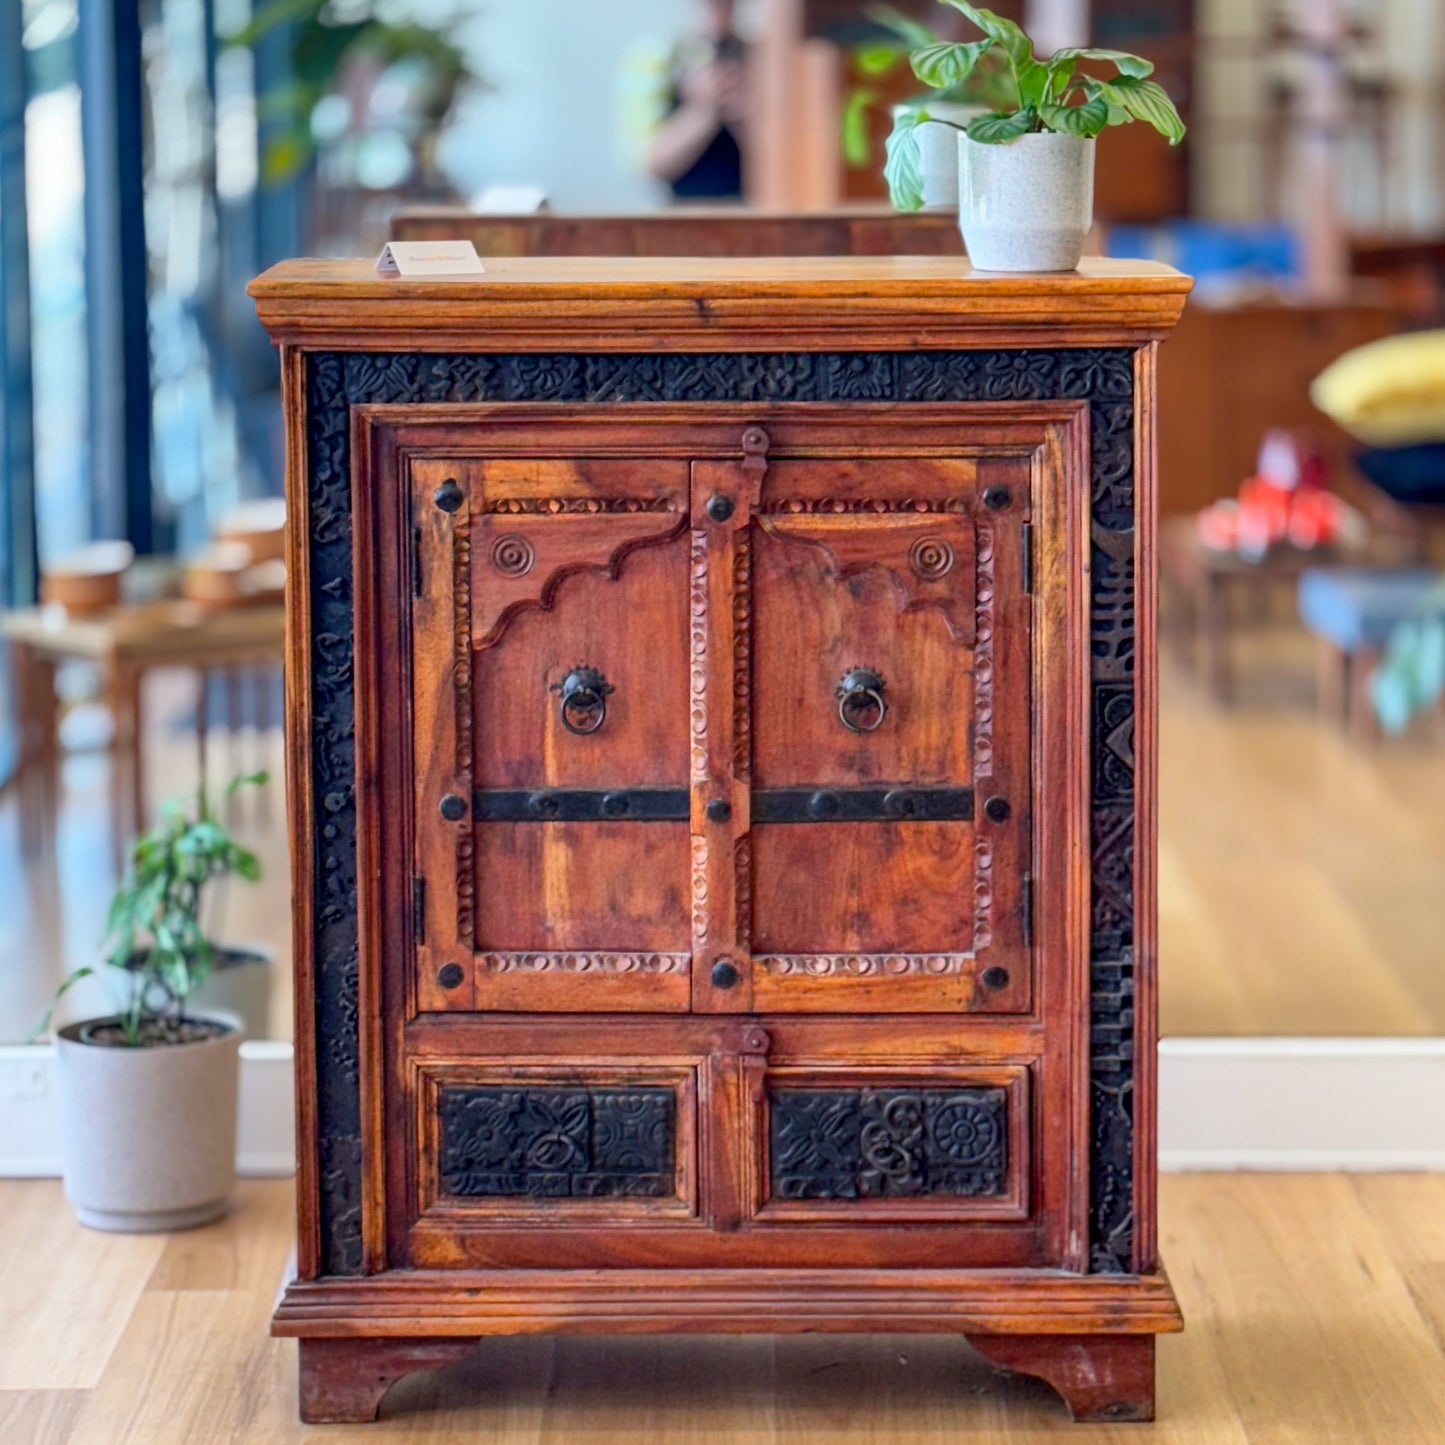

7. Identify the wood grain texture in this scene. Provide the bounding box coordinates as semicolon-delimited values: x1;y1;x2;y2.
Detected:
11;1175;1445;1440
247;256;1191;351
256;262;1187;1420
389;205;965;259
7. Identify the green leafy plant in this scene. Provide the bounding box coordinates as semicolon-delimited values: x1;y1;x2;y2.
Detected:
228;0;475;184
34;774;268;1046
884;0;1186;210
842;5;1014;167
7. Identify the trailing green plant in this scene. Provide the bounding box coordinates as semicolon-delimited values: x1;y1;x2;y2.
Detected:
884;0;1186;211
842;5;1014;168
34;774;268;1046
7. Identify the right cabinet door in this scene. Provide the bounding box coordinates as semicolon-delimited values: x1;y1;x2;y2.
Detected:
744;454;1033;1015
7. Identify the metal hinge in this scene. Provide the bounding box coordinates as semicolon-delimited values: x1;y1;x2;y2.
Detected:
413;875;426;945
411;526;423;598
1021;871;1033;949
1021;521;1034;594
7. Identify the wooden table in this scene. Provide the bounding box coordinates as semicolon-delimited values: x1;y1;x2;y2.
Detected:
2;599;285;865
1158;515;1374;704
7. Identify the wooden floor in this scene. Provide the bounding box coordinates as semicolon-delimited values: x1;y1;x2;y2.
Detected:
3;629;1445;1041
1159;625;1445;1036
1;1173;1443;1441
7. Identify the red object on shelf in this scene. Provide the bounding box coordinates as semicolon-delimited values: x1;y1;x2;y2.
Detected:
1196;428;1345;558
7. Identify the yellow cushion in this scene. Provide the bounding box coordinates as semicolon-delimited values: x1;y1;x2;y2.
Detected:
1311;329;1445;446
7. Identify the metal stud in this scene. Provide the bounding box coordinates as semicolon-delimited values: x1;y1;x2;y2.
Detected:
983;484;1012;512
433;478;464;513
706;798;732;823
437;963;465;990
711;959;739;989
439;793;467;822
982;966;1010;990
984;795;1011;823
706;494;734;523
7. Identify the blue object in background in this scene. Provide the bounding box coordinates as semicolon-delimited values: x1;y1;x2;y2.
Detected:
1354;443;1445;506
1106;221;1301;294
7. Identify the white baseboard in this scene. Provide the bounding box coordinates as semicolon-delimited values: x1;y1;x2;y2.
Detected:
1157;1036;1445;1171
3;1037;1443;1178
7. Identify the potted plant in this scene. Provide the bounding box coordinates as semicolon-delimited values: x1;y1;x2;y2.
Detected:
36;773;268;1232
884;1;1186;272
844;6;1014;211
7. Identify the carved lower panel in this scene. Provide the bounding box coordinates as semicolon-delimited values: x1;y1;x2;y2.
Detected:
438;1086;675;1198
759;954;971;977
476;952;689;975
307;346;1138;1276
769;1087;1007;1200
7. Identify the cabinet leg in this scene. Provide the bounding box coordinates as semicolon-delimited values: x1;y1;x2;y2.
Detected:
296;1336;478;1423
967;1333;1156;1423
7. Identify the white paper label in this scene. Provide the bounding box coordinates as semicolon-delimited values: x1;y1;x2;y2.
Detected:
375;240;486;277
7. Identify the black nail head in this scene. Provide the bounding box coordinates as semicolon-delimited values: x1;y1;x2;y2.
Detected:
706;494;735;523
983;485;1011;511
711;960;739;989
438;963;465;990
982;966;1010;990
434;478;464;513
984;796;1011;823
706;798;732;822
439;793;467;822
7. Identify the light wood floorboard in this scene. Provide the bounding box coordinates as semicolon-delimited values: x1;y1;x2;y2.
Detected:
0;1174;1440;1442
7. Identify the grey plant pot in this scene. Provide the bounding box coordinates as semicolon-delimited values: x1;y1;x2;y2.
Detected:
55;1009;242;1232
957;131;1095;273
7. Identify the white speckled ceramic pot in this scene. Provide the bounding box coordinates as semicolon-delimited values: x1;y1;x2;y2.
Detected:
957;131;1095;272
55;1010;242;1232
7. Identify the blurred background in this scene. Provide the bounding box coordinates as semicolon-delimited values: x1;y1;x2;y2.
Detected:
3;0;1445;1048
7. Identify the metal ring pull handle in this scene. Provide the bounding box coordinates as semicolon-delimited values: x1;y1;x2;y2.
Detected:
836;666;887;734
552;665;614;736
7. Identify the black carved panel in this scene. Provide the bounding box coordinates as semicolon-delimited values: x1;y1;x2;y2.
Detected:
438;1087;675;1198
770;1087;1008;1200
303;345;1138;1275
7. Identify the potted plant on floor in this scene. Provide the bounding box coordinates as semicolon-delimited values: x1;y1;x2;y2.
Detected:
883;1;1186;272
36;773;268;1232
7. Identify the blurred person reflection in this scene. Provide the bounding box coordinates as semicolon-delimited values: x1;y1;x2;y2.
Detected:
646;0;749;200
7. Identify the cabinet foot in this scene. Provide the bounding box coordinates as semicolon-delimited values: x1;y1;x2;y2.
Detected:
967;1333;1156;1423
296;1336;479;1423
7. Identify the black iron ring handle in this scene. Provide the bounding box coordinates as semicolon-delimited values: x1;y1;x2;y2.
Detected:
553;665;614;736
836;666;887;734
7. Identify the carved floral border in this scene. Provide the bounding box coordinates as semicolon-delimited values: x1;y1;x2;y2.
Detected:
304;347;1137;1276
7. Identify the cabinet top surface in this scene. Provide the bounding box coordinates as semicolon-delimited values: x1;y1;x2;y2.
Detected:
249;255;1190;350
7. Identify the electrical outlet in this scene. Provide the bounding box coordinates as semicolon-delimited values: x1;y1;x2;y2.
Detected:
0;1059;49;1102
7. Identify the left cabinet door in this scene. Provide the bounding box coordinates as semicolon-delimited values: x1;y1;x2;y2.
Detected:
410;455;695;1013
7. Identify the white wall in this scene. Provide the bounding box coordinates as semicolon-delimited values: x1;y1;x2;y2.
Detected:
435;0;690;211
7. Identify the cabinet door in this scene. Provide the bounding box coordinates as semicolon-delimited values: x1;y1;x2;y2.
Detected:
693;451;1033;1016
411;456;695;1014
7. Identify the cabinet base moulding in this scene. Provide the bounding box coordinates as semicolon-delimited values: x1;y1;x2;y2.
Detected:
273;1268;1183;1337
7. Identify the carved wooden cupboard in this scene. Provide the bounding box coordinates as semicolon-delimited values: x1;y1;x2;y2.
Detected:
249;256;1190;1424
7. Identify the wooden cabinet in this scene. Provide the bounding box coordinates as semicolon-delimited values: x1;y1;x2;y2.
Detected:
250;256;1190;1425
